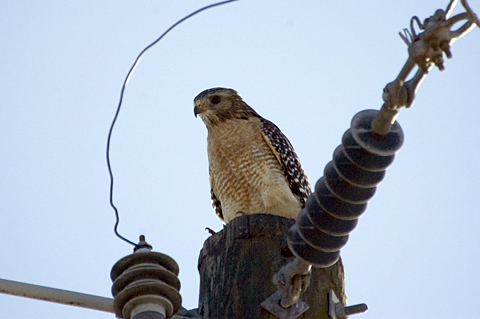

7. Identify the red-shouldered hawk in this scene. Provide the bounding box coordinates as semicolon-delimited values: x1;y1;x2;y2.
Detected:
194;88;311;224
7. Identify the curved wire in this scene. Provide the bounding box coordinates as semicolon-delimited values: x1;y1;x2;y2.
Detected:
106;0;240;247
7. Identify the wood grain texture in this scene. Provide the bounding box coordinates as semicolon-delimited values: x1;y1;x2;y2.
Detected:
198;214;346;319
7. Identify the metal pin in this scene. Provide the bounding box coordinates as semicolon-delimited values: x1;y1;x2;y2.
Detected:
328;290;368;319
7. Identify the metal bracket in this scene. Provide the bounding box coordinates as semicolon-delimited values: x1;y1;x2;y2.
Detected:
372;0;479;135
261;258;311;319
261;290;309;319
328;290;368;319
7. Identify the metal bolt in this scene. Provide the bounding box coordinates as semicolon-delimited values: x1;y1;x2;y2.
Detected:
328;290;368;319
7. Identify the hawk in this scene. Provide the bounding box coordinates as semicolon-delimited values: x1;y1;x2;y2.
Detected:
194;88;311;224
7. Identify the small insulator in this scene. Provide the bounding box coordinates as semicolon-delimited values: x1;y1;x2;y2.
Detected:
288;110;404;267
111;236;182;319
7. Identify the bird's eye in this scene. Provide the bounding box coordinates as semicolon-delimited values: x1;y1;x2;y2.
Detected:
210;95;221;104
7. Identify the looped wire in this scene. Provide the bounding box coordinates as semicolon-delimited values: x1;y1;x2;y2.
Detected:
106;0;240;247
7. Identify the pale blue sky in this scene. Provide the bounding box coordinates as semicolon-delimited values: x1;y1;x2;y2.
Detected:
1;1;479;318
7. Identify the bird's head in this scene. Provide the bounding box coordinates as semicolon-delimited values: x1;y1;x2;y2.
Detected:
194;87;259;128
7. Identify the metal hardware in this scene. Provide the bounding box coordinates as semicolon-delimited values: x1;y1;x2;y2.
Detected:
373;0;479;135
261;290;309;319
328;290;367;319
0;278;114;313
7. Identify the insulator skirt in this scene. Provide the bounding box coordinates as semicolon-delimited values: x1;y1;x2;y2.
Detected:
288;109;404;267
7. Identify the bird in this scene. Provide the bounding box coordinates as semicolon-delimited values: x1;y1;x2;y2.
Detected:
194;88;311;224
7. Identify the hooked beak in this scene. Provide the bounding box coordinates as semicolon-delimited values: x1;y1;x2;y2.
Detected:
194;103;204;118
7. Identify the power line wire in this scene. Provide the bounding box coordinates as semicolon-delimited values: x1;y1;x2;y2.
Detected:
106;0;240;247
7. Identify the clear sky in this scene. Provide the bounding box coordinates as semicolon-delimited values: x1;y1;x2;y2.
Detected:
1;1;479;319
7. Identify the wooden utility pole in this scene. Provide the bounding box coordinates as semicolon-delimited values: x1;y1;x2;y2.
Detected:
198;214;346;319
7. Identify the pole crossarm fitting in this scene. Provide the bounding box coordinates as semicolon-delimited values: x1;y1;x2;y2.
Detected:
261;258;312;319
273;258;312;309
328;290;367;319
0;277;114;313
372;0;479;136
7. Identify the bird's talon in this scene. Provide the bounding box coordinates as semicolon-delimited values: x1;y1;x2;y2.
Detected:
205;227;216;235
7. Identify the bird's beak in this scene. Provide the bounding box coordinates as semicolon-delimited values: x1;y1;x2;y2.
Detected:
194;103;204;118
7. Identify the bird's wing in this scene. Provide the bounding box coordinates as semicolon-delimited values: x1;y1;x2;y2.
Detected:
259;118;312;206
209;168;224;222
